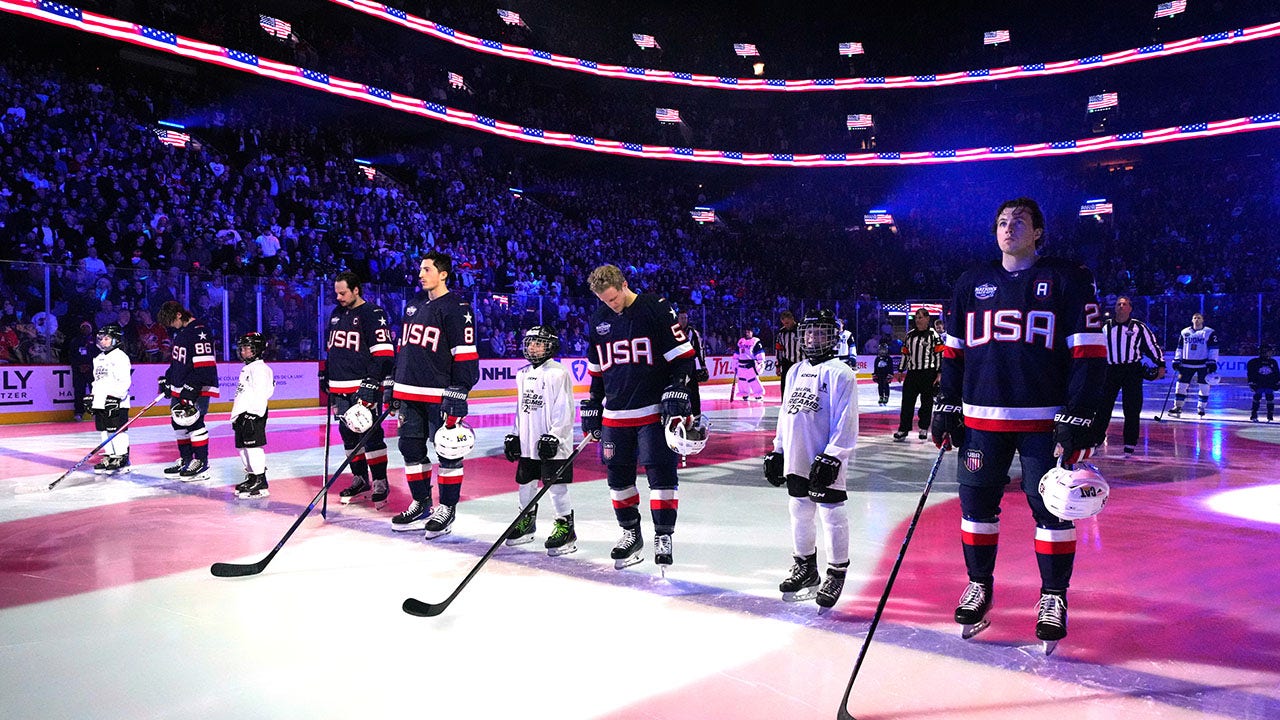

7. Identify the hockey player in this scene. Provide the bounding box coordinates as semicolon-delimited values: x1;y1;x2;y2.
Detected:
324;271;395;509
230;332;275;499
583;264;696;571
871;344;896;406
931;198;1106;653
1169;313;1219;418
88;324;132;474
677;311;710;416
765;310;859;609
836;318;855;368
157;301;218;481
1247;344;1278;422
503;326;577;555
734;328;765;401
390;252;479;537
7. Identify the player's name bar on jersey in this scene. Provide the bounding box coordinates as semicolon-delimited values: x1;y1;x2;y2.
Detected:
1155;0;1187;19
153;127;190;147
690;207;716;223
655;107;681;123
733;42;759;57
14;1;1280;168
864;210;894;225
1087;92;1119;112
984;29;1011;45
327;1;1280;93
847;113;874;129
259;14;291;38
633;33;658;49
496;8;525;26
1079;199;1114;216
838;41;865;56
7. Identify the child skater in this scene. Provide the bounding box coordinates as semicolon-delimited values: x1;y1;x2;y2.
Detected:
231;332;275;498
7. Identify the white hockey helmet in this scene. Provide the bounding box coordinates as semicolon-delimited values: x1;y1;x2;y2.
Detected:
170;402;200;428
341;403;374;433
664;414;709;456
1205;372;1222;386
434;423;476;460
1039;463;1110;520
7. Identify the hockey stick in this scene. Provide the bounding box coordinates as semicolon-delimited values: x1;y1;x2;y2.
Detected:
402;434;594;617
836;445;947;720
210;404;394;578
48;392;167;490
321;393;332;520
1152;378;1176;422
729;367;738;404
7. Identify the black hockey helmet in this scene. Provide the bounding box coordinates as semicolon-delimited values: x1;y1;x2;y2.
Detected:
1142;364;1161;381
798;310;839;360
96;323;123;351
522;325;559;364
237;331;267;363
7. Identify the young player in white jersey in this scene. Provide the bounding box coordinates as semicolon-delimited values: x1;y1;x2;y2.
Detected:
734;328;765;401
230;333;275;499
765;310;860;609
502;326;578;555
89;324;132;474
1169;312;1219;418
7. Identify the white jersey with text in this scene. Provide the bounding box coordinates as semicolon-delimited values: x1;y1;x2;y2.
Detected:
514;359;575;460
1174;325;1219;367
91;347;131;409
587;293;695;427
773;358;860;485
735;336;764;368
325;301;395;394
392;291;479;402
231;360;275;419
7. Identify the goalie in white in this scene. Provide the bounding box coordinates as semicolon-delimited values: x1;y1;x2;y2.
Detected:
764;310;860;610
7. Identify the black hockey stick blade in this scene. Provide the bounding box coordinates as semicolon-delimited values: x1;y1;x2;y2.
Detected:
402;434;594;617
48;392;167;490
210;405;393;578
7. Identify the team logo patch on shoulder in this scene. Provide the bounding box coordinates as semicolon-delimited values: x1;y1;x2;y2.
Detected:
963;448;984;473
330;316;339;324
974;283;997;300
406;305;418;316
595;322;612;336
601;441;615;461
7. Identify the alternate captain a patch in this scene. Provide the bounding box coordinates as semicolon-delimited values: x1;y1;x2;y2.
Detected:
964;448;984;473
1034;279;1053;298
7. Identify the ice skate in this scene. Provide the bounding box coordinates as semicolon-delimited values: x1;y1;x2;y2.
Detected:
178;458;209;482
918;431;928;441
338;476;371;505
816;563;848;611
370;478;389;510
98;454;131;475
505;503;537;546
163;458;186;475
423;504;456;539
93;456;111;474
892;431;908;442
654;533;673;577
1035;592;1067;656
1250;413;1259;423
235;473;269;499
1167;406;1182;418
955;581;993;639
391;499;430;532
1197;407;1206;417
610;527;643;569
544;512;577;557
779;553;820;602
234;474;256;495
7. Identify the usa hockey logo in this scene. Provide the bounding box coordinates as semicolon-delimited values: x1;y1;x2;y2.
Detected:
406;306;418;316
975;283;997;300
595;321;611;336
601;441;615;461
963;448;984;472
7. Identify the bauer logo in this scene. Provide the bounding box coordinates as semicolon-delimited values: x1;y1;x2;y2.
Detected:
975;283;997;300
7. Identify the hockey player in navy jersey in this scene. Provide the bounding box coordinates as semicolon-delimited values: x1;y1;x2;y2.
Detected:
390;252;479;538
325;271;396;509
765;310;859;609
931;198;1106;653
1169;312;1219;418
157;301;219;481
1247;344;1278;422
583;264;696;571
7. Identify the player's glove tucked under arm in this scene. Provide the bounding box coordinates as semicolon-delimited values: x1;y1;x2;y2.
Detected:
503;433;520;462
764;452;785;487
356;380;381;406
660;382;692;420
808;454;841;492
103;396;122;413
930;397;965;449
1207;361;1218;374
580;398;602;440
537;434;560;460
1053;409;1096;465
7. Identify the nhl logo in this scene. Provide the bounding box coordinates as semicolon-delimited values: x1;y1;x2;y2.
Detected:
601;441;615;461
595;321;612;336
974;283;997;300
963;448;984;473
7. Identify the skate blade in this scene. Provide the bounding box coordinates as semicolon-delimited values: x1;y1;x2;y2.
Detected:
424;527;453;540
391;521;427;533
372;498;389;510
235;491;270;499
657;562;672;578
546;542;577;557
504;534;535;547
179;474;209;483
339;493;370;505
960;619;991;640
781;588;819;602
1042;639;1059;656
613;553;644;570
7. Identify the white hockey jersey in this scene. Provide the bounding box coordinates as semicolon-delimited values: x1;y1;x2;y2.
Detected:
231;360;275;419
735;336;764;368
1175;325;1219;366
773;358;860;484
514;359;575;460
91;348;131;410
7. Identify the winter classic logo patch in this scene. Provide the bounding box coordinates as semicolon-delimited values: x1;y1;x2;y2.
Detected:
974;283;997;300
595;322;612;336
963;448;984;473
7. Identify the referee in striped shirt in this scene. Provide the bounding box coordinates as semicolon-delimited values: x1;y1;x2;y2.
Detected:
1093;296;1165;456
894;308;943;441
775;311;801;401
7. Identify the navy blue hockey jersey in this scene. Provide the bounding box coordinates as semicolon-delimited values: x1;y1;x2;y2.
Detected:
325;301;395;395
164;320;219;398
587;294;695;427
392;291;479;402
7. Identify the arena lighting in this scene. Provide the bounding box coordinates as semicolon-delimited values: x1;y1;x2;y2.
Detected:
8;0;1280;168
1204;483;1280;526
752;62;765;77
328;0;1280;92
156;119;185;129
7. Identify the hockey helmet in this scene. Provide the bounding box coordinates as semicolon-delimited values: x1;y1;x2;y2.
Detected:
341;402;374;433
521;325;559;364
664;414;709;456
237;331;267;363
1142;364;1161;381
1205;372;1222;386
1038;463;1110;520
434;423;476;460
170;401;201;428
96;323;123;351
798;310;839;360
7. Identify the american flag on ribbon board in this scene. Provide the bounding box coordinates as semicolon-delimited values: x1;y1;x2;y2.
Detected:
448;72;468;90
690;207;716;223
864;211;894;225
359;165;377;180
497;9;526;27
633;33;658;49
983;30;1011;45
1079;200;1114;216
910;303;944;317
847;113;874;129
882;302;910;314
1154;0;1187;19
258;15;291;39
1087;92;1118;112
733;43;759;57
655;108;681;124
153;127;190;148
838;42;865;56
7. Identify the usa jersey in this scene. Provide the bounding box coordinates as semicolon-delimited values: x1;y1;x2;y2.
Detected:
326;301;395;394
165;320;219;398
1175;325;1218;366
941;257;1106;432
774;359;859;484
587;293;694;427
514;359;575;459
735;336;764;368
392;291;479;402
231;360;275;419
91;347;131;409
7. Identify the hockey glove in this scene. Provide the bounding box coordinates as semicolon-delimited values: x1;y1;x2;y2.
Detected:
317;367;328;392
930;397;965;450
1053;410;1096;465
694;368;710;383
233;413;261;432
660;382;692;421
178;384;200;402
808;453;841;492
158;377;170;395
356;380;381;407
580;398;602;441
1172;360;1184;373
441;385;468;427
103;396;123;413
82;396;94;410
382;382;394;407
1206;361;1218;374
764;451;785;487
503;433;521;462
537;433;561;460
